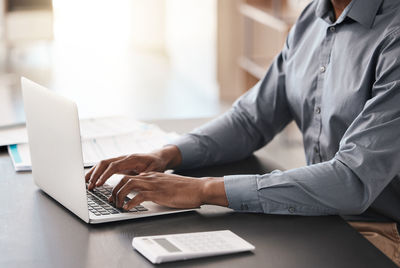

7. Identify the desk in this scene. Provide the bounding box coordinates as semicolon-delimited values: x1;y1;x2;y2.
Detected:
0;119;396;268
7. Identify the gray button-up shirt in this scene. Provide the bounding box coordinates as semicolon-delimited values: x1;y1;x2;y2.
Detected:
172;0;400;223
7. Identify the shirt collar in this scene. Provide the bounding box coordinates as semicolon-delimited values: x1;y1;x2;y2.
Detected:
315;0;334;21
347;0;383;28
315;0;383;28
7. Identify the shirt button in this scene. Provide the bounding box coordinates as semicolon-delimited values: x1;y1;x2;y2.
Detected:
315;107;321;114
320;66;326;73
329;26;336;33
288;207;296;213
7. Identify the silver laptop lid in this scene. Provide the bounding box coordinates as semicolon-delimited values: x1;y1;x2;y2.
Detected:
21;77;89;223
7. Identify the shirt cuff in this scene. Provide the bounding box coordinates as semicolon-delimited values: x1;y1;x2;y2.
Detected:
224;174;263;212
167;134;205;170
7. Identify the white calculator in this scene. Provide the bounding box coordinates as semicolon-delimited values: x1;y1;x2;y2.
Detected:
132;230;255;264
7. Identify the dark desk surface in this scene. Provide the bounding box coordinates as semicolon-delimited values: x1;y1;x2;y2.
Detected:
0;119;396;268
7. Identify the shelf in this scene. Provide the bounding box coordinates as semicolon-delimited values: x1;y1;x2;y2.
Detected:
217;0;308;100
239;0;300;32
239;56;273;79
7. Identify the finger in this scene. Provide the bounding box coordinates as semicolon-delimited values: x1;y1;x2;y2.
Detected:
88;156;123;189
109;176;131;203
123;191;153;210
95;159;126;187
115;179;154;208
85;165;96;182
88;161;109;190
97;156;149;187
139;171;159;177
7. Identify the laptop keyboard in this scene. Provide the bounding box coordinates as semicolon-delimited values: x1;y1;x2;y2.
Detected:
86;183;148;216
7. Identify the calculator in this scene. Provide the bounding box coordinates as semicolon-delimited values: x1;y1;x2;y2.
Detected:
132;230;255;264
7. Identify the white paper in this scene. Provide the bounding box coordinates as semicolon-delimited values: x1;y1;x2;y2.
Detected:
0;126;28;147
79;116;160;139
82;131;179;165
8;123;179;172
0;116;166;147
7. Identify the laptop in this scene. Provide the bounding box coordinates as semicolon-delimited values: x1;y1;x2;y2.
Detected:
21;77;195;224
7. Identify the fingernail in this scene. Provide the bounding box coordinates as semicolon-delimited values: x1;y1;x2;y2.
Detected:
123;205;128;210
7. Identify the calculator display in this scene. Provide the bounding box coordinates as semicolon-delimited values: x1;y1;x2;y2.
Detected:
153;238;181;252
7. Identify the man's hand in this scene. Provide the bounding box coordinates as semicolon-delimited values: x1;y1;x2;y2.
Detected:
108;172;229;210
85;145;182;190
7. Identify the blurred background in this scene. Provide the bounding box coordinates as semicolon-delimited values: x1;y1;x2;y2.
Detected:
0;0;310;169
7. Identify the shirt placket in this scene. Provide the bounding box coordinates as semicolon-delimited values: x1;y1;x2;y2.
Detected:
313;24;337;163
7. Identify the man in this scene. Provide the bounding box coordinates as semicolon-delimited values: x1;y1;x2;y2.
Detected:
86;0;400;265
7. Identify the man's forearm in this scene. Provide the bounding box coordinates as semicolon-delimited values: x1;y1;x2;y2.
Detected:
201;177;229;207
156;146;229;207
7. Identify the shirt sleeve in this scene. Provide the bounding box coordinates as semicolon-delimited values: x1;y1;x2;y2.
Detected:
170;31;294;170
225;31;400;216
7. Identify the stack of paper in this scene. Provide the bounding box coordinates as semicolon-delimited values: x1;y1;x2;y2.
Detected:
0;125;28;146
1;117;179;172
